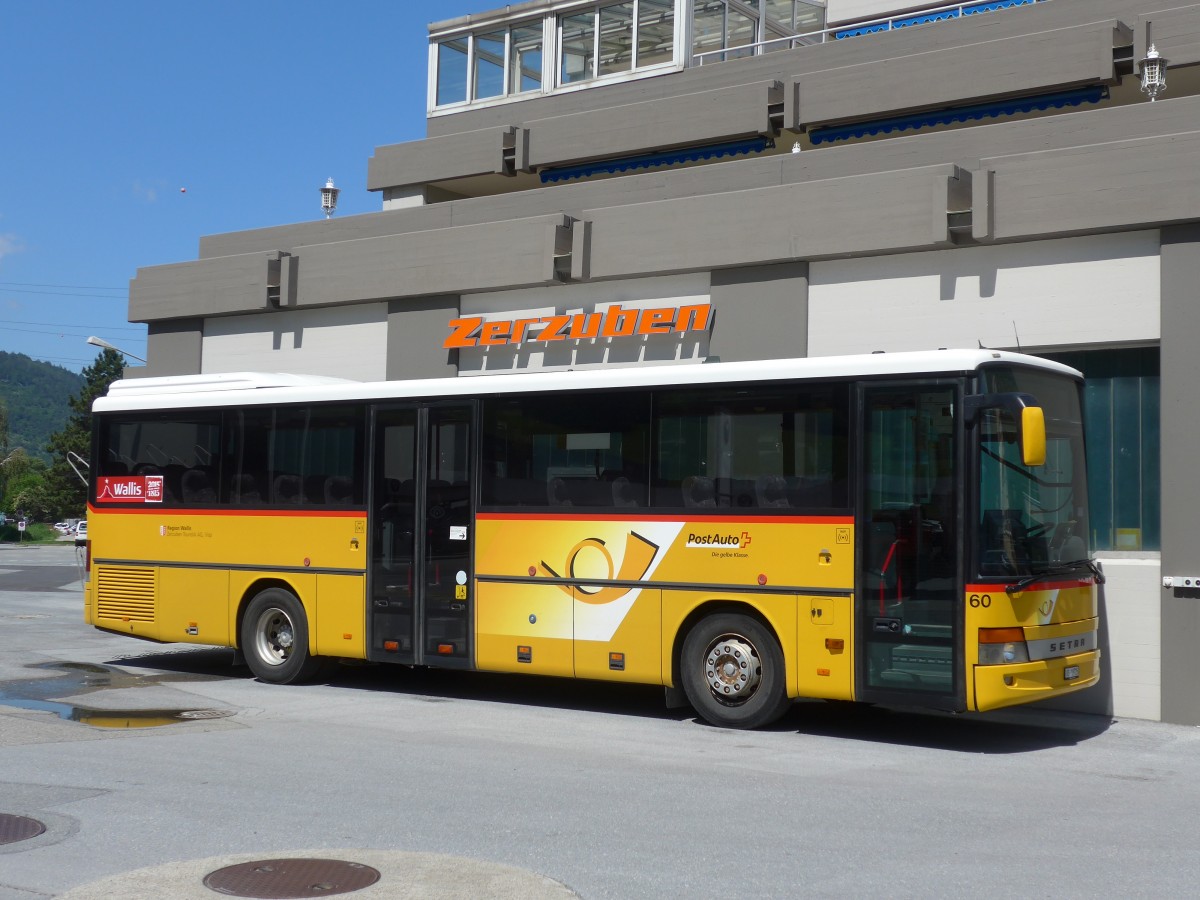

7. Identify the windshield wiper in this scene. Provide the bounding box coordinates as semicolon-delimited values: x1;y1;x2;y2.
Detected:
1005;559;1105;596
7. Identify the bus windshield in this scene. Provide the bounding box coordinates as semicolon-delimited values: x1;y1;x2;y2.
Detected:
976;366;1090;579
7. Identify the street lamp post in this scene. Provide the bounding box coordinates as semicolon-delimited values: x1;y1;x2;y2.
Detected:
86;335;146;363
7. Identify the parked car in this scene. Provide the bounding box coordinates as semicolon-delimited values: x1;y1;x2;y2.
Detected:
54;522;70;534
74;521;88;544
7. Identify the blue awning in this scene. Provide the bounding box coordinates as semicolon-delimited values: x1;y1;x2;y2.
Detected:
835;0;1038;40
539;137;772;184
807;86;1108;146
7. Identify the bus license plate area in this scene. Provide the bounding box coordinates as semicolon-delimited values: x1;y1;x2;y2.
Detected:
1063;665;1081;681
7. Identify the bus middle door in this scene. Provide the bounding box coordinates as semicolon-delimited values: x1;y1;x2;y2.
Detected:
368;403;474;667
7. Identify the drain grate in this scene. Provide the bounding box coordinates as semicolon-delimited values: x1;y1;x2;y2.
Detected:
0;814;46;846
203;858;381;898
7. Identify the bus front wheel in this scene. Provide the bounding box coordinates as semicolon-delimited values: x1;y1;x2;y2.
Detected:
241;588;323;684
681;613;790;729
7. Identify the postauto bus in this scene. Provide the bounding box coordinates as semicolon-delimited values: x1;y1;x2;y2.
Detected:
83;350;1100;728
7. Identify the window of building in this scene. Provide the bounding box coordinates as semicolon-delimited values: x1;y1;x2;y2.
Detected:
433;20;545;108
691;0;825;64
1040;348;1161;552
560;1;677;85
432;1;678;110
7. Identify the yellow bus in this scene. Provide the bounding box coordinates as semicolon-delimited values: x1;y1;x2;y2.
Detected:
83;350;1101;729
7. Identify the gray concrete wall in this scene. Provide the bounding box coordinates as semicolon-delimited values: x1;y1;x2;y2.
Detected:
1158;223;1200;726
145;319;203;376
792;20;1122;128
387;297;460;380
709;262;808;363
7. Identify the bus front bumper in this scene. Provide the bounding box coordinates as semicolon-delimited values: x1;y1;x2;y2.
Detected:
973;649;1101;712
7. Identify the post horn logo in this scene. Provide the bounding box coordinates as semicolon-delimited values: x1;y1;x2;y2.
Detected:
539;532;659;604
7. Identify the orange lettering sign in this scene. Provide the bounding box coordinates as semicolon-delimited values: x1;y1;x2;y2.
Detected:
442;303;714;349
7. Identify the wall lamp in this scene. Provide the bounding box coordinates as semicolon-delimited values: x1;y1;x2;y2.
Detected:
1139;43;1168;101
320;177;340;218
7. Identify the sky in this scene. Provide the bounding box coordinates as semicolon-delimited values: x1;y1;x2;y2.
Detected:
1;0;502;372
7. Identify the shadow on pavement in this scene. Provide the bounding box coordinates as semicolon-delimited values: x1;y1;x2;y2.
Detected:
105;646;1111;752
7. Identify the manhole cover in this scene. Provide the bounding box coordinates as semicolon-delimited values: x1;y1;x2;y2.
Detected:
203;858;381;898
0;814;46;845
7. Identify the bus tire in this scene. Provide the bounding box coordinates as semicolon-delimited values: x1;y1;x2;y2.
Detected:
681;613;790;729
241;588;323;684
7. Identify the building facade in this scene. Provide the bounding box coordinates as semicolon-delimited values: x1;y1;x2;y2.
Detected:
126;0;1200;724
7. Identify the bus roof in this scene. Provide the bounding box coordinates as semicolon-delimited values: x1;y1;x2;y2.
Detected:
94;350;1082;413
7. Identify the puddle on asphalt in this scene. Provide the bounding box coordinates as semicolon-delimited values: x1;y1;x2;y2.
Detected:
0;661;234;729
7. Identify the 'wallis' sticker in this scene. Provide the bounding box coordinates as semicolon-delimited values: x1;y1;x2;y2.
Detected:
97;475;163;503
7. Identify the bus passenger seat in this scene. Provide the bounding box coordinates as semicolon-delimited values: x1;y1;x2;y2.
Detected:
612;476;640;507
230;474;261;505
181;468;217;504
273;474;303;505
325;476;354;505
547;478;574;507
755;474;790;508
682;476;716;508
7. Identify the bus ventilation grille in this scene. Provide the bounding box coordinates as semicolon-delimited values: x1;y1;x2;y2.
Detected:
96;566;157;622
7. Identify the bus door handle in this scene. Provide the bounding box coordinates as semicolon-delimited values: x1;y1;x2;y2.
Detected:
350;538;360;550
873;617;902;634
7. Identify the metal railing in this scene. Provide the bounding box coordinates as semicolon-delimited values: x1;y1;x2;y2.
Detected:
692;0;1048;65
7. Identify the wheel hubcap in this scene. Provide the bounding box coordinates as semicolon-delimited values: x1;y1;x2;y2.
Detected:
255;608;294;666
703;634;762;702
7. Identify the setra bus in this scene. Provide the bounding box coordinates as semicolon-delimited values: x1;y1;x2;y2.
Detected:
83;349;1101;729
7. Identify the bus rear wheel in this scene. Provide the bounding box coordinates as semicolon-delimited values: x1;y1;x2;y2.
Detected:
681;613;790;729
241;588;323;684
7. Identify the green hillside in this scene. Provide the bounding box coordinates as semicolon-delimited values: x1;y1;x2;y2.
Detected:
0;351;84;463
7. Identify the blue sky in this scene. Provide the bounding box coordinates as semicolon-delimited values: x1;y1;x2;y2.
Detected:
1;0;500;372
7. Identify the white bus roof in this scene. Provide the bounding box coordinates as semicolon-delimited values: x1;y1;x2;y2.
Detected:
94;350;1082;413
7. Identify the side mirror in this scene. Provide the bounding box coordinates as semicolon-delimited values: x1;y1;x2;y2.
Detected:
964;391;1047;467
1020;406;1046;467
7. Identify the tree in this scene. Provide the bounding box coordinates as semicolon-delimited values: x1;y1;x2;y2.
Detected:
41;349;126;519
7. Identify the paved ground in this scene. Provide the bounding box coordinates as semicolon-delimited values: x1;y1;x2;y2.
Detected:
2;542;1199;898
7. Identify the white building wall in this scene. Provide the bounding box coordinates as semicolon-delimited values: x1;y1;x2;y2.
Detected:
808;232;1160;356
200;303;389;382
810;231;1163;721
1096;556;1162;721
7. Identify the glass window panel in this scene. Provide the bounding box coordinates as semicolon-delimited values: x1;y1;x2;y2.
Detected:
98;414;222;506
726;7;756;58
793;1;825;33
598;2;634;76
692;1;726;60
1041;348;1160;551
473;30;506;100
763;0;795;31
637;0;675;67
652;385;848;510
436;38;469;106
510;24;543;93
978;368;1091;576
482;392;651;508
560;12;596;84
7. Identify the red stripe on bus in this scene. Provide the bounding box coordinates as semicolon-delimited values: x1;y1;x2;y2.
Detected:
476;511;852;525
88;504;364;519
965;580;1095;593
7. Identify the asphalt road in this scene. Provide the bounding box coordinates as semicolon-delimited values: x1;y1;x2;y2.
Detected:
1;542;1198;898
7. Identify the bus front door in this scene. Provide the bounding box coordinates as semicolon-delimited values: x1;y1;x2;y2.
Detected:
857;384;962;708
368;404;474;667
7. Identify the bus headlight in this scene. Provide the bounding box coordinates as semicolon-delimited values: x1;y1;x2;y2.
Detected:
978;627;1030;665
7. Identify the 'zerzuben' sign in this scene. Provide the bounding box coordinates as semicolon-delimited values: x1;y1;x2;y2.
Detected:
444;302;712;349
